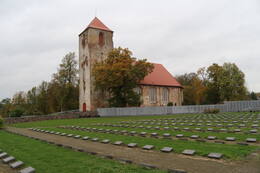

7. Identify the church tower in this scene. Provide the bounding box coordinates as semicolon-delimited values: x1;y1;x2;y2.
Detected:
79;17;113;111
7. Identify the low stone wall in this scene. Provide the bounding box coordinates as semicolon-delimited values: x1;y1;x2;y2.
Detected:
4;111;98;124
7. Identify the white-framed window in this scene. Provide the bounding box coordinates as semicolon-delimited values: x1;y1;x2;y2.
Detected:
162;88;169;103
149;87;157;103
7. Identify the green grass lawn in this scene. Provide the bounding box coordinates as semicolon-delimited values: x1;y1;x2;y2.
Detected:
0;130;166;173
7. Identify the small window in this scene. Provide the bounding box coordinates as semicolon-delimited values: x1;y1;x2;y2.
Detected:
149;87;157;103
99;32;104;46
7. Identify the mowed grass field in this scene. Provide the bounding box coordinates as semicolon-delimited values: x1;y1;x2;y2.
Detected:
11;112;260;159
0;131;165;173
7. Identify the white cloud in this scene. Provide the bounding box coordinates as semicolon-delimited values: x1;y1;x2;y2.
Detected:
0;0;260;99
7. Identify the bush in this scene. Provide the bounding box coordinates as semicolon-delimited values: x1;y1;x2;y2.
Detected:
203;108;220;114
0;116;3;128
167;102;173;106
9;108;24;117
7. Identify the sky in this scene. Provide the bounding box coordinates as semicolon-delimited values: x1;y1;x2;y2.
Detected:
0;0;260;100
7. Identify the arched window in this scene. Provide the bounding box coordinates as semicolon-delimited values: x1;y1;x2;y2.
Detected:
99;32;104;46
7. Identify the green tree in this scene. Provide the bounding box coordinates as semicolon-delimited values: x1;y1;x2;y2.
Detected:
93;47;154;107
249;92;258;100
206;63;247;102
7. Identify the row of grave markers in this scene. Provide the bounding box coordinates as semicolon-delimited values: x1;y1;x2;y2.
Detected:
29;128;224;159
0;149;35;173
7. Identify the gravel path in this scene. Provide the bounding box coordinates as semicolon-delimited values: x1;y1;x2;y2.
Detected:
6;127;260;173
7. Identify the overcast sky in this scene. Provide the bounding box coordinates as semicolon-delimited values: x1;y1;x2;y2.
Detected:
0;0;260;100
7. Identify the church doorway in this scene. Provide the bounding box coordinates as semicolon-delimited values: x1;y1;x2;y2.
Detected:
83;103;87;112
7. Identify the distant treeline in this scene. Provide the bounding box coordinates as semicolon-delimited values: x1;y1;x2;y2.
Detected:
176;62;258;105
0;52;79;117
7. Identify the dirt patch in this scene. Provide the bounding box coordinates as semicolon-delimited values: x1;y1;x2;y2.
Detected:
0;162;17;173
6;127;260;173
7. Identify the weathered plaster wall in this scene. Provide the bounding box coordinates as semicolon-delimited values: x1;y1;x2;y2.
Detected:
140;85;183;106
79;28;113;111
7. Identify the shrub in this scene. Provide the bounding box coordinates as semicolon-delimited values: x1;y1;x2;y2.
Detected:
9;108;24;117
167;102;173;106
203;108;220;114
0;116;3;128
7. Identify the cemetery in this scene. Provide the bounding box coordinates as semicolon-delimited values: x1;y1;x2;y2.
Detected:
0;111;259;173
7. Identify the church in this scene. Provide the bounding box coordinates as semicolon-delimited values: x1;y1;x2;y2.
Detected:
79;17;183;111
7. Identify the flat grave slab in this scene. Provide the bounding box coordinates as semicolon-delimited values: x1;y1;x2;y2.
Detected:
82;136;89;140
0;152;7;159
9;160;24;168
226;137;236;141
127;143;137;148
150;132;158;137
3;156;15;163
190;135;199;139
19;166;35;173
91;138;99;142
176;134;184;138
163;133;171;138
160;147;173;153
74;135;81;139
114;141;123;145
142;145;154;150
207;136;216;140
67;134;73;137
208;153;223;159
246;138;257;142
249;129;258;133
101;139;110;144
182;149;196;155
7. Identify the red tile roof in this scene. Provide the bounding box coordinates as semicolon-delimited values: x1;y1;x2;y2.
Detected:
139;63;182;87
87;17;112;32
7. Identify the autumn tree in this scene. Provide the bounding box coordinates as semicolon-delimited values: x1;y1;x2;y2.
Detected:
93;47;154;107
176;73;206;105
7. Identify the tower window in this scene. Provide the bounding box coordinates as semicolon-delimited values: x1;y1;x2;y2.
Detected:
99;32;104;46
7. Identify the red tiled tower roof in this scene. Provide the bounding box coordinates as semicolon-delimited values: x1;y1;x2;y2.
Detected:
139;63;182;88
87;17;112;32
79;17;113;35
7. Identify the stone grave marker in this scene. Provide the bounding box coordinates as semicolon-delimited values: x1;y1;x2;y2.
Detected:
74;135;81;139
3;156;15;163
67;134;73;137
82;136;89;140
176;134;184;138
91;138;99;142
151;132;158;137
207;136;216;140
208;153;222;159
9;160;24;169
246;138;257;142
226;137;236;141
101;139;110;144
19;166;35;173
127;143;137;147
114;141;123;145
160;147;173;153
163;133;171;138
190;135;199;139
0;152;7;159
182;149;196;155
142;145;154;150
